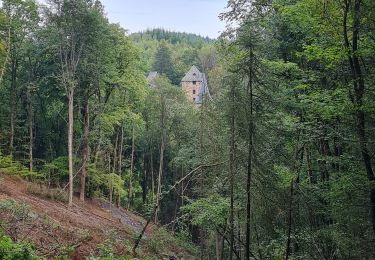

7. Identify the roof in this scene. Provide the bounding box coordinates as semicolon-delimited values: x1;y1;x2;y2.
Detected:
181;65;204;82
195;72;212;105
146;71;158;82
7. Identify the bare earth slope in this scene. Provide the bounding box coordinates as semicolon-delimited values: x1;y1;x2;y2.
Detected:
0;174;188;259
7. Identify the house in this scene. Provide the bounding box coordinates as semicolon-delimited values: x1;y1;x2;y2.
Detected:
147;66;211;106
146;71;158;87
181;65;211;106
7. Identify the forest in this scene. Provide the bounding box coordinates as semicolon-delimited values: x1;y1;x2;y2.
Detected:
0;0;374;259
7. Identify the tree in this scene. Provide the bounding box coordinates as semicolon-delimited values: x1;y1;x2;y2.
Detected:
152;42;175;83
2;0;38;159
46;0;100;206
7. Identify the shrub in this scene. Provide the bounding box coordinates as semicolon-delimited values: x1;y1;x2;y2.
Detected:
0;156;30;177
0;156;44;180
0;200;36;241
26;183;68;203
0;235;38;260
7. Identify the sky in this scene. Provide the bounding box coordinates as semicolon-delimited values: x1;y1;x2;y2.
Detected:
100;0;228;38
0;0;228;38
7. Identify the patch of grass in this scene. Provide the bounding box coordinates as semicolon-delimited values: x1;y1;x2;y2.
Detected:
26;183;68;203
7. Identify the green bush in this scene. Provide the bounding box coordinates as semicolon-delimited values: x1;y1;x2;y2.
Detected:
0;156;43;179
0;235;38;260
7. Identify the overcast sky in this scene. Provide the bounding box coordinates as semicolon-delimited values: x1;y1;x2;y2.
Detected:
0;0;228;38
100;0;228;38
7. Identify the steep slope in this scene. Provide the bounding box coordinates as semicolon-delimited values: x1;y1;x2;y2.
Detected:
0;174;194;259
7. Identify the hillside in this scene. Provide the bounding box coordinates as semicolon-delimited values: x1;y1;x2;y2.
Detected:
0;174;196;259
130;28;214;47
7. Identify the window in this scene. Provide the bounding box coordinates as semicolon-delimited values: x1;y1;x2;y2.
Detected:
193;98;196;101
193;81;196;85
193;90;196;94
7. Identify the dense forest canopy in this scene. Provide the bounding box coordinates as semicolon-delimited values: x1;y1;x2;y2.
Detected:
0;0;374;259
131;28;214;46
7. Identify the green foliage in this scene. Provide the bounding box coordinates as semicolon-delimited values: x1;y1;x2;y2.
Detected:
0;235;38;260
0;199;35;222
181;195;229;229
0;156;29;176
41;156;70;184
152;42;176;83
131;28;213;47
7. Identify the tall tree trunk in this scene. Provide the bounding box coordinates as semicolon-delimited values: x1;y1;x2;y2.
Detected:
245;47;254;260
68;88;74;207
108;154;112;210
216;231;221;260
151;149;155;203
142;152;147;204
229;81;235;260
284;180;294;260
113;130;119;173
9;59;17;159
80;94;89;201
117;126;124;207
118;126;124;176
127;125;135;210
155;130;165;223
155;94;166;223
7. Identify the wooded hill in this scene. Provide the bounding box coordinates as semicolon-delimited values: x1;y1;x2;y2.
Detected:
131;28;213;47
0;0;375;259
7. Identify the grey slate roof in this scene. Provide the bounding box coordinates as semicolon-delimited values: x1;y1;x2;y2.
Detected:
146;71;158;88
196;72;212;105
146;71;158;82
181;65;204;82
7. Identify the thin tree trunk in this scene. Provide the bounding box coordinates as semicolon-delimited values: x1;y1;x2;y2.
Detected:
117;126;124;207
151;149;155;203
108;154;112;210
155;131;165;223
80;95;89;201
113;130;119;173
305;146;312;185
237;209;242;258
216;231;221;260
133;204;158;256
284;180;294;260
118;126;124;176
245;47;254;260
9;59;17;159
127;125;135;210
142;151;147;204
68;88;74;207
26;87;33;173
229;81;235;260
181;165;184;207
155;93;166;223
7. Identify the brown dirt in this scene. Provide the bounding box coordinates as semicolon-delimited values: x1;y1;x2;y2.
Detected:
0;174;189;259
